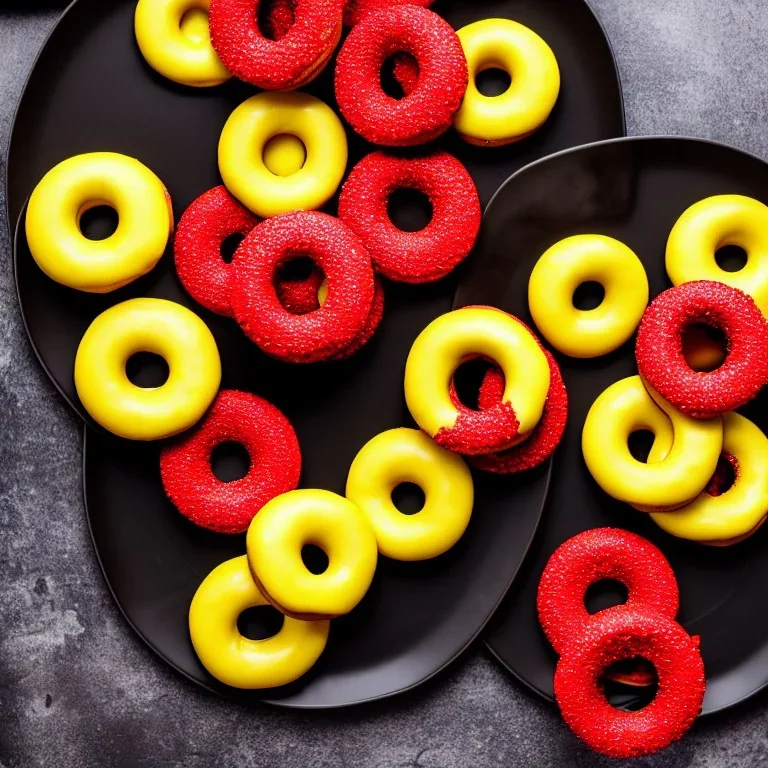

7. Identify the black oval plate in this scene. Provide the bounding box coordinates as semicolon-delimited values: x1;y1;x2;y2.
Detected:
455;136;768;716
7;0;624;707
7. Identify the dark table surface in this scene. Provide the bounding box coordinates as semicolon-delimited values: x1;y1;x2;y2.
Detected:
2;2;768;766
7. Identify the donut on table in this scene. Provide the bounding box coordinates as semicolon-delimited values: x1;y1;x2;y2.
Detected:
219;92;348;218
231;211;376;363
26;152;173;293
405;307;551;455
554;608;705;758
343;0;433;27
636;280;768;418
160;390;301;534
537;528;679;656
209;0;342;90
246;489;378;620
650;412;768;546
582;376;723;510
174;186;259;317
189;556;329;689
338;151;482;284
454;19;560;146
346;428;474;561
335;6;468;146
528;235;649;358
134;0;231;87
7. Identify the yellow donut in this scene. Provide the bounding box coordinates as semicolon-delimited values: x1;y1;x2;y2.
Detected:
134;0;231;87
454;19;560;146
246;490;378;620
650;412;768;545
404;307;550;445
667;195;768;317
528;235;649;358
346;428;474;561
189;556;329;690
582;376;723;510
25;153;173;293
218;92;348;218
74;298;221;441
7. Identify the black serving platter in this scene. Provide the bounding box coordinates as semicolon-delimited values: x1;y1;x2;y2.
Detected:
8;0;624;707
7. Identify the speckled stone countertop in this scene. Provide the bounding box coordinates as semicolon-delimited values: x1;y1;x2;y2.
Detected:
2;2;768;766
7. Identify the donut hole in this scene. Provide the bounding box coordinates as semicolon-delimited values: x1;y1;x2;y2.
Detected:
452;358;501;410
391;483;426;516
263;134;307;177
78;205;119;241
572;281;606;311
237;605;284;641
257;0;294;41
627;429;656;463
380;53;419;99
682;323;728;372
301;544;329;575
715;244;748;273
706;453;739;497
387;188;433;233
602;657;659;711
475;67;512;97
179;8;210;44
584;578;628;615
275;256;325;314
125;352;170;389
220;233;245;264
211;441;251;483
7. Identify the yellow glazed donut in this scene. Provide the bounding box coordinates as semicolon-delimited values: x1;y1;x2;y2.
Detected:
582;376;723;510
134;0;231;87
25;153;173;293
189;556;329;689
218;92;348;218
667;195;768;317
246;490;378;620
346;428;474;561
404;307;550;454
454;19;560;146
74;298;221;441
650;413;768;546
528;235;649;358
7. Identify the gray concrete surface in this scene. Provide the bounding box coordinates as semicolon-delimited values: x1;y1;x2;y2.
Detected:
2;2;768;766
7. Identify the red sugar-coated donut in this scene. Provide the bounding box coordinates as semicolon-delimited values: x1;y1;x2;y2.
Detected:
554;608;705;758
537;528;679;656
636;280;768;418
160;390;301;534
231;211;376;363
343;0;433;26
333;275;385;359
335;6;468;146
338;151;481;283
174;186;259;318
209;0;343;90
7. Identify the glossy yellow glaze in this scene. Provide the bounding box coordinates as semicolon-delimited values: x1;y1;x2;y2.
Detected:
26;153;173;293
219;92;348;218
404;307;550;440
582;376;723;509
651;413;768;544
134;0;231;87
263;134;307;177
346;428;474;561
74;298;221;440
455;19;560;146
189;556;329;689
528;235;649;358
667;195;768;317
246;490;378;619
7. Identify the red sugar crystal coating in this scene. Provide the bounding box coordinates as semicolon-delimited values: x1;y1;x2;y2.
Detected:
537;528;679;656
174;186;259;318
230;211;375;363
554;608;705;759
392;52;420;94
436;397;520;456
705;453;739;497
335;6;468;146
160;390;301;534
338;151;481;283
343;0;433;27
332;276;385;359
209;0;343;90
636;280;768;418
275;266;325;315
261;0;296;40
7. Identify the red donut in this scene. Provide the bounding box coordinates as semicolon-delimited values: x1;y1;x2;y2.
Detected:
338;151;481;283
230;211;376;363
636;280;768;418
332;276;385;359
537;528;679;656
209;0;343;90
343;0;433;26
554;608;705;758
174;186;259;318
335;6;468;146
160;390;301;534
